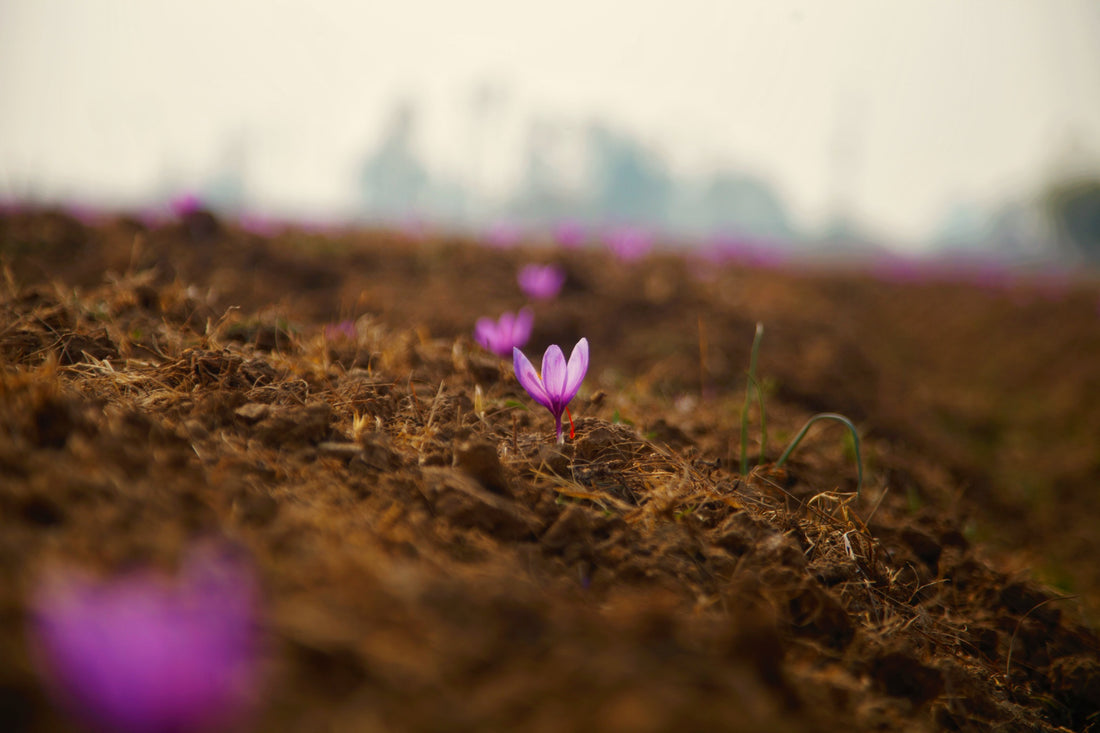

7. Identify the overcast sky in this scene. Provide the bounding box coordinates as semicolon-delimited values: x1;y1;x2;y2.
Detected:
2;0;1099;247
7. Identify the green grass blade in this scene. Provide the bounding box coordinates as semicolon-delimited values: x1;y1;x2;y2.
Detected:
739;322;765;476
775;412;864;498
747;373;767;464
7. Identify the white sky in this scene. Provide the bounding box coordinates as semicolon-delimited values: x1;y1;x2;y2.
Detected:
2;0;1099;246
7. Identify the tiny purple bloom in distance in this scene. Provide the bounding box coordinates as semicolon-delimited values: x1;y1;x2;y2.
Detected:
485;221;523;249
323;320;357;341
513;338;588;443
553;220;586;249
170;193;203;218
29;544;261;733
517;263;566;300
605;226;653;262
474;308;534;358
238;212;280;237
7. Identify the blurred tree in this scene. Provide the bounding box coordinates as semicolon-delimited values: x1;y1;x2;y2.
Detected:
584;122;672;226
357;102;429;222
204;133;249;213
931;201;992;251
508;118;587;225
695;172;793;239
666;171;794;241
1042;177;1100;261
986;200;1051;257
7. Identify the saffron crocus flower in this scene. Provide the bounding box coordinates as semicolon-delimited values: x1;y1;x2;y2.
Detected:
517;263;566;300
513;338;588;443
29;545;261;733
474;308;534;358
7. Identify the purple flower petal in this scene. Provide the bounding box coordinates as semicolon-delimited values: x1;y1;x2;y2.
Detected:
562;338;589;404
517;264;566;300
513;308;534;345
475;309;533;358
29;546;260;733
513;347;552;410
498;312;517;338
540;345;568;407
474;318;497;348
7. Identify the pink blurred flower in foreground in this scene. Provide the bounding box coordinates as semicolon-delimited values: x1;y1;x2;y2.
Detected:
513;338;588;443
29;545;261;733
517;263;566;300
474;308;534;357
604;226;653;262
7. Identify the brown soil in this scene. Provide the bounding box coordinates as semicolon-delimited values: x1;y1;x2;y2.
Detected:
2;207;1100;732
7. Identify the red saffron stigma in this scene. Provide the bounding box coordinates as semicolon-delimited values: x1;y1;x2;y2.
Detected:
566;407;575;440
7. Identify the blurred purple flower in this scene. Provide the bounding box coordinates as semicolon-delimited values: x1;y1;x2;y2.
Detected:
170;193;203;219
705;233;791;269
398;216;430;241
62;203;104;225
238;212;281;237
474;308;534;358
553;220;586;249
517;263;566;300
1027;268;1072;302
604;226;652;262
927;254;1015;291
869;252;930;284
323;320;357;341
0;198;24;216
513;338;588;443
29;545;261;733
485;221;523;249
